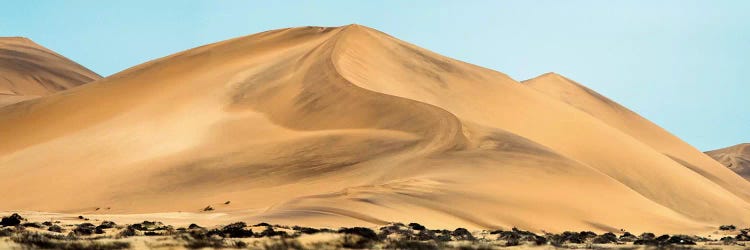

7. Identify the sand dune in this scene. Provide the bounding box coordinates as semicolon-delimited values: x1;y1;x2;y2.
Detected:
706;143;750;180
0;37;100;107
523;73;750;205
0;25;748;234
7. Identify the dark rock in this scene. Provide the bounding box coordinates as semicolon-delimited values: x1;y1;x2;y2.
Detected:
98;221;116;229
639;232;656;240
120;227;137;237
547;234;565;247
720;225;737;231
635;234;672;246
414;229;436;241
128;221;168;231
378;224;411;240
592;232;618;244
74;223;96;235
514;228;540;242
128;224;144;231
494;228;539;243
292;226;320;235
205;228;224;238
561;231;587;244
42;221;53;227
735;232;750;241
253;222;271;227
222;222;253;238
0;213;23;227
224;201;231;205
408;223;426;231
451;228;475;241
338;227;378;241
258;227;287;237
188;223;203;229
633;239;656;246
579;231;597;239
619;232;637;242
721;236;736;245
534;235;548;245
667;235;696;245
94;222;115;234
203;206;214;211
655;234;670;242
47;225;63;233
140;221;162;231
426;229;452;242
21;222;42;228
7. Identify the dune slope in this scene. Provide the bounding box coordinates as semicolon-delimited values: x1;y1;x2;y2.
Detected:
0;37;101;107
706;143;750;180
0;25;748;233
523;73;750;203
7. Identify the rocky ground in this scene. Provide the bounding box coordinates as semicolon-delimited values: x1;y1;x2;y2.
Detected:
1;213;749;249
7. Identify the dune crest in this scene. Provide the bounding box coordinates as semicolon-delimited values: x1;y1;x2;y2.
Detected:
0;37;101;107
523;72;750;203
706;143;750;180
0;25;747;233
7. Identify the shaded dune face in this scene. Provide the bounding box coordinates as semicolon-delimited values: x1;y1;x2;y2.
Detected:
523;73;750;206
0;37;101;107
0;25;748;233
706;144;750;180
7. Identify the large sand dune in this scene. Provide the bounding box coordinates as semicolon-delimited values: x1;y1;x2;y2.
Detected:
0;37;100;107
706;144;750;180
1;25;748;233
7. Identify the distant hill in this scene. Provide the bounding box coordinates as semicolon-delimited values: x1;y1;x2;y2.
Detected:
0;37;100;107
706;143;750;180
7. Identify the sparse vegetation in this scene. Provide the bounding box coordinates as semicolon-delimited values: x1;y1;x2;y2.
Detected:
592;232;617;244
408;222;426;231
11;232;130;250
386;238;440;250
2;215;750;249
341;234;374;249
180;233;226;249
338;227;378;241
0;213;23;227
74;223;96;235
262;238;304;250
220;222;253;238
451;228;475;241
48;224;63;233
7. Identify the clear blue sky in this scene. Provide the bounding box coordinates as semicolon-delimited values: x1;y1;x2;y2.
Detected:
1;1;747;150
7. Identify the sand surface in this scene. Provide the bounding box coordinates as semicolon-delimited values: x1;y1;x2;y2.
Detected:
706;144;750;180
0;37;101;107
1;25;748;234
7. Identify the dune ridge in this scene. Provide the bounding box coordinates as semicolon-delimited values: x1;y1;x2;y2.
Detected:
706;143;750;180
0;37;101;107
523;72;750;203
0;25;748;233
